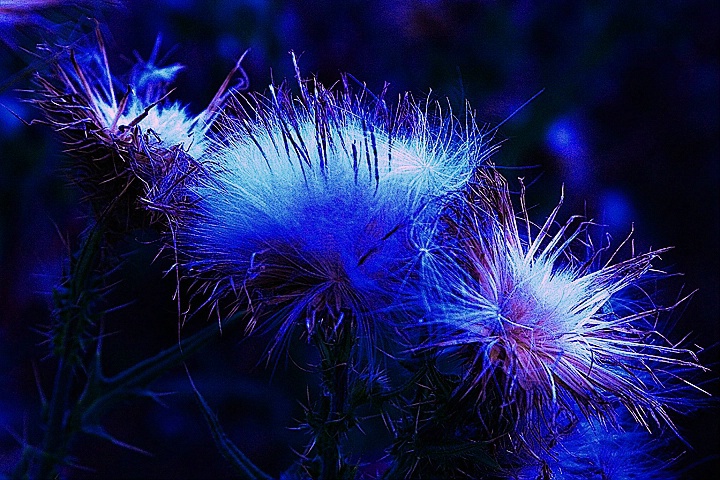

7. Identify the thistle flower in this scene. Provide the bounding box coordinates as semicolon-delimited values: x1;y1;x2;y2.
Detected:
421;169;706;451
31;30;245;229
176;67;489;359
509;418;679;480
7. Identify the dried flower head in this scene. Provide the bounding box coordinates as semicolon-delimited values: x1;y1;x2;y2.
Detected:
175;64;491;358
422;169;706;450
30;29;246;229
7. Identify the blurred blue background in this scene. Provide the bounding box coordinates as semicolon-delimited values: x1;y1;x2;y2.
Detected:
1;0;718;477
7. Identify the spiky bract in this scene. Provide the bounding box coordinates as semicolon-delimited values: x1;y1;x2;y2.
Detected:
176;74;488;358
421;169;704;452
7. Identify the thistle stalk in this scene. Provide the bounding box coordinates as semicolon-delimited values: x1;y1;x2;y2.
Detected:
76;311;245;426
11;218;254;477
301;314;358;480
13;222;105;479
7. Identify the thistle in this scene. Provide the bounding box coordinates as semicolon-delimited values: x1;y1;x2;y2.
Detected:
509;417;680;480
14;24;713;479
420;169;706;453
30;29;245;231
175;63;492;361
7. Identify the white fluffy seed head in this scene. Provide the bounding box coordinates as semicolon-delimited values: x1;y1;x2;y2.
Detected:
177;76;490;358
66;40;206;157
421;169;706;450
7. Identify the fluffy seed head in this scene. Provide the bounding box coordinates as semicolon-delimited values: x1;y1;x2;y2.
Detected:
176;69;489;358
422;169;706;449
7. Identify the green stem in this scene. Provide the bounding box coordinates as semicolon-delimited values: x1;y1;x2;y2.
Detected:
33;223;105;479
303;317;357;480
13;280;249;478
12;219;267;478
36;355;74;478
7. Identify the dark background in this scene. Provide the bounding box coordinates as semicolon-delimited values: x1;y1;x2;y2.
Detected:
1;0;718;478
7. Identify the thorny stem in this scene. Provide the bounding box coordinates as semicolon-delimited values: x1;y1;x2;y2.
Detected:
12;220;257;478
36;353;75;478
304;314;357;480
34;223;104;479
35;353;91;478
77;310;245;424
19;309;248;478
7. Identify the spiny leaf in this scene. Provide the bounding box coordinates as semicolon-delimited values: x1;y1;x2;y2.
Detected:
186;366;272;480
81;425;152;457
